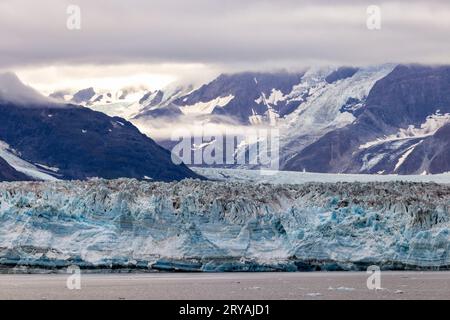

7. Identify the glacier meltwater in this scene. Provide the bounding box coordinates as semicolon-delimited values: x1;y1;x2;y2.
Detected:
0;179;449;272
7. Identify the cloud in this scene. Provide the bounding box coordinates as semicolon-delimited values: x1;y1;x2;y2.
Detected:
132;114;267;141
14;63;221;94
0;72;51;105
0;0;449;71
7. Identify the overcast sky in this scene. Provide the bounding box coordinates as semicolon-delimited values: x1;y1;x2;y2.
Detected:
1;0;449;93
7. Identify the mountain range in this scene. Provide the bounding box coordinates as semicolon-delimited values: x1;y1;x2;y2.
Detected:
63;64;449;175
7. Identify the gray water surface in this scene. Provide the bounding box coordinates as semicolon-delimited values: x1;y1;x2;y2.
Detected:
1;272;449;300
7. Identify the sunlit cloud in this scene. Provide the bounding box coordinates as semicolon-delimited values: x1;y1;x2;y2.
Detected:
14;63;221;94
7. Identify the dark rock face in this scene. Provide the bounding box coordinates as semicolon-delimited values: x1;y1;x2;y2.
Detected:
428;124;450;173
139;90;163;106
399;124;450;174
325;67;359;84
284;65;450;174
0;157;31;181
131;65;450;175
0;101;201;181
340;97;364;114
361;65;450;128
283;125;364;173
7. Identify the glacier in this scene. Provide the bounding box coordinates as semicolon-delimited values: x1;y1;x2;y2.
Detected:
0;179;449;272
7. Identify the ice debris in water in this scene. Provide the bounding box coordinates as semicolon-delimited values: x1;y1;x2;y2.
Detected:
0;179;449;272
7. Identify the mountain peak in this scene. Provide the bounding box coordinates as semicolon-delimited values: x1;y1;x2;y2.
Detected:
72;87;96;104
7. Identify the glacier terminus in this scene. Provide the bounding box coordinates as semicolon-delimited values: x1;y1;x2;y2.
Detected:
0;177;449;272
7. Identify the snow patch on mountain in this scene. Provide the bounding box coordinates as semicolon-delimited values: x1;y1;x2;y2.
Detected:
180;94;235;115
394;141;423;172
0;141;59;181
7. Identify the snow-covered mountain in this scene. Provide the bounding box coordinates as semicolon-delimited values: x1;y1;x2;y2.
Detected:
49;82;202;123
1;178;449;271
47;64;450;175
133;71;303;125
51;86;149;106
50;86;150;120
0;73;200;182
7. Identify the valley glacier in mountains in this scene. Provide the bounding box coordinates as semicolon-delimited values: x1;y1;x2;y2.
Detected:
1;176;449;272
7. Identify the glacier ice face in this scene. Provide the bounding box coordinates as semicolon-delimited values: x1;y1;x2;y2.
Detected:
193;167;450;185
0;179;449;272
